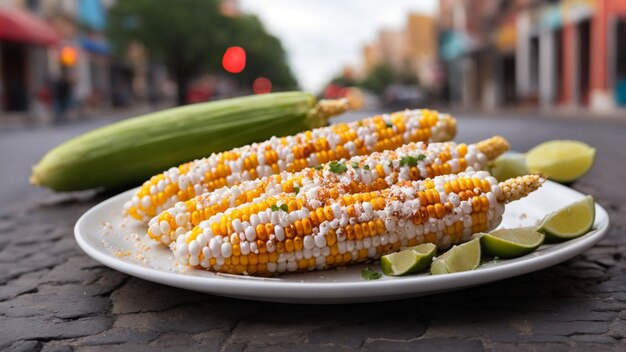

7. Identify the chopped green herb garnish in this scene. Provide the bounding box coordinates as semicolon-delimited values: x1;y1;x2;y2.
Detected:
294;186;300;194
358;121;364;127
271;204;289;212
350;161;359;168
363;165;370;170
386;122;393;128
314;165;323;170
388;161;393;168
329;161;347;174
399;154;426;167
361;268;382;280
399;156;415;167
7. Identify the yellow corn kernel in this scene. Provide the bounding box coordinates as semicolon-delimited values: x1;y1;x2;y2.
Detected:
323;206;334;220
285;239;294;252
249;253;259;265
315;208;326;222
354;224;363;240
302;218;313;235
326;229;337;246
256;224;267;241
295;220;304;236
294;237;303;251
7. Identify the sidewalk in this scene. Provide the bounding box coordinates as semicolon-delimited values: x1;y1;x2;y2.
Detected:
0;102;174;130
434;104;626;123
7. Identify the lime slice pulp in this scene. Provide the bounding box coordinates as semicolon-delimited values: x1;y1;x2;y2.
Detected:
538;196;595;242
526;140;595;183
381;243;436;276
430;238;481;275
489;152;528;182
480;227;544;258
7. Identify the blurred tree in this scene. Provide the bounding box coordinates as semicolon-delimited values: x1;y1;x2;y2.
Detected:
108;0;297;105
229;15;298;91
360;64;396;95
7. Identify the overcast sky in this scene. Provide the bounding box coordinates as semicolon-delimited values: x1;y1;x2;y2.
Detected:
239;0;438;92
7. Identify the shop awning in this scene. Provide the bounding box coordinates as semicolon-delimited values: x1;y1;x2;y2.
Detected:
0;9;60;46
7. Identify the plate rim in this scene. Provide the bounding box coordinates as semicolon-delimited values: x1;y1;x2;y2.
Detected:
74;181;610;301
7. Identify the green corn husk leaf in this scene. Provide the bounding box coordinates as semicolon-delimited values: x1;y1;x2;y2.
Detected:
31;92;344;191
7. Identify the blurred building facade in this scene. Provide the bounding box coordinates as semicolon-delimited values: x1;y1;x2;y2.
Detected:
360;12;439;92
439;0;626;112
0;0;59;118
0;0;168;124
0;0;115;122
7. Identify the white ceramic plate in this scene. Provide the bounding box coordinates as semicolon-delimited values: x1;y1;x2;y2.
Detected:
75;181;609;304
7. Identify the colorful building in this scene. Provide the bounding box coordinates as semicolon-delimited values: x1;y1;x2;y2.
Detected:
0;0;59;117
438;0;524;108
406;13;438;89
518;0;626;110
0;0;122;123
360;12;439;91
439;0;626;112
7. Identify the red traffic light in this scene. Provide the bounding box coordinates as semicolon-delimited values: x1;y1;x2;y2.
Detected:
222;46;246;73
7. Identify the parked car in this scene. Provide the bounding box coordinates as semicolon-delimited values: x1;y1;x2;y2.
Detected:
383;84;424;108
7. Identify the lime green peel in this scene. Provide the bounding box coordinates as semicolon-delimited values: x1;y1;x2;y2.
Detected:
381;243;436;276
480;227;544;258
538;196;595;242
430;239;481;275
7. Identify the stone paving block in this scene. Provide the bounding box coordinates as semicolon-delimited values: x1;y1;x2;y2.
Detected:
608;319;626;339
308;320;427;349
362;338;484;351
111;278;211;314
0;283;110;319
40;345;73;352
76;328;160;346
0;316;112;348
5;340;42;352
242;344;353;352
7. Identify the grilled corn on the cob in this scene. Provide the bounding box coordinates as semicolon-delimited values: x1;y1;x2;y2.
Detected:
125;109;457;222
148;136;509;245
173;172;543;275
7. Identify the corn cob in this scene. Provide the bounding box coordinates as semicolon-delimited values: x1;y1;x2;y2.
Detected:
31;92;349;192
148;136;509;245
126;109;457;222
173;172;543;275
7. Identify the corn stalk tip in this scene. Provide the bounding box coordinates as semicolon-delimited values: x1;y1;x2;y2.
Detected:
315;98;351;120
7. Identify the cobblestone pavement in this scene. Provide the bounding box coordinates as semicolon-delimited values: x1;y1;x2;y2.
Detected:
1;112;625;351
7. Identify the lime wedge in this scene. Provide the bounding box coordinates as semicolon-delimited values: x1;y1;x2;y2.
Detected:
381;243;436;276
430;238;481;275
489;152;528;182
538;196;595;242
526;140;595;182
480;227;544;258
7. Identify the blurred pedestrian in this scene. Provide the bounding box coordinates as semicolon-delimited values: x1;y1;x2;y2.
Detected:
53;68;72;124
